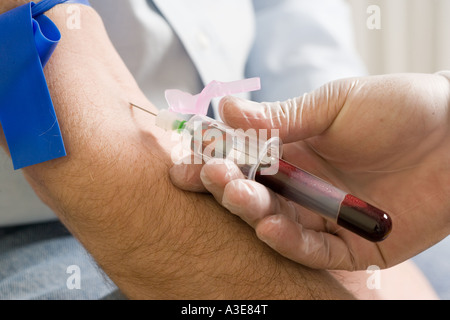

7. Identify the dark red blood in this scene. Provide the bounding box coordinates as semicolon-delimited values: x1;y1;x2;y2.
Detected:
337;194;392;242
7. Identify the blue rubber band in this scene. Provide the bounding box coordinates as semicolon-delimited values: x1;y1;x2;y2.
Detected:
0;0;92;169
0;2;71;169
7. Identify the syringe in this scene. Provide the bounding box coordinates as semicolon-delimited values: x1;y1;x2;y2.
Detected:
132;104;392;242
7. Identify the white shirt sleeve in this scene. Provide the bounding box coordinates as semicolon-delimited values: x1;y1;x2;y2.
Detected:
247;0;368;102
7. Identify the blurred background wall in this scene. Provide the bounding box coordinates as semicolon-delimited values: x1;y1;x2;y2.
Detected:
347;0;450;75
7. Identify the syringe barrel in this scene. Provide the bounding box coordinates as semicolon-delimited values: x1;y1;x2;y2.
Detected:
184;115;282;180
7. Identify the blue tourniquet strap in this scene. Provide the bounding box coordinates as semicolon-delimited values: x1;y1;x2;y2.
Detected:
0;0;88;170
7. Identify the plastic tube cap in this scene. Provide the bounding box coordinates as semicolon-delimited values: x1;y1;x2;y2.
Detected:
156;109;189;131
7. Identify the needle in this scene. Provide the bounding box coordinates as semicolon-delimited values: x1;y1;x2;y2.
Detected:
130;103;158;117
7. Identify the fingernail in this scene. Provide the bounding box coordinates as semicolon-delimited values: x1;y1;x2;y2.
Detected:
229;96;260;111
222;194;239;214
221;159;241;181
169;165;183;184
258;234;273;247
201;159;240;186
220;96;260;119
221;180;251;215
256;216;282;246
200;159;223;186
200;165;212;186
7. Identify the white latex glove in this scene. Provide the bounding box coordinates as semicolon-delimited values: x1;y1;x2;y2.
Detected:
170;73;450;271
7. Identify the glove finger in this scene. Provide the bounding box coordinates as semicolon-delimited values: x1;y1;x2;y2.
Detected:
221;179;278;227
169;160;206;192
200;158;246;203
221;178;313;229
219;79;352;143
220;176;330;229
255;214;355;270
220;178;355;269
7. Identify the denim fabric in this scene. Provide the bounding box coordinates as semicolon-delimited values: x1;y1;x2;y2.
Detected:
0;222;121;300
0;221;448;300
412;236;450;300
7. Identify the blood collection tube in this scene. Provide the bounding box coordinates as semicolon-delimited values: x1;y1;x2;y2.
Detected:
255;159;392;242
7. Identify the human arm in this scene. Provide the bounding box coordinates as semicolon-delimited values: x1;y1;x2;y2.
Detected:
170;73;450;271
0;2;354;299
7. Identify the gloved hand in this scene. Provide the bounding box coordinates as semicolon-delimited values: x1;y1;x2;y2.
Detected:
170;73;450;271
